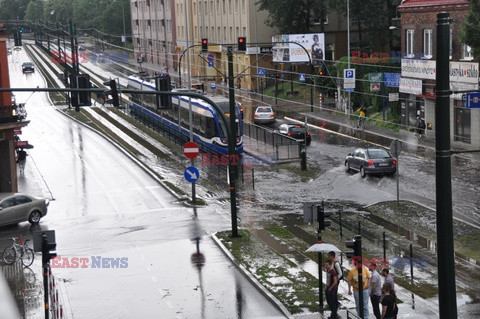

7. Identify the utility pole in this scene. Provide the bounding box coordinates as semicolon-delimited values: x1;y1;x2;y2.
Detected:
435;12;457;319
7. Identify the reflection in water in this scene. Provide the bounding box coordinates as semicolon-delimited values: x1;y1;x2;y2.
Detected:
191;236;206;319
235;275;244;319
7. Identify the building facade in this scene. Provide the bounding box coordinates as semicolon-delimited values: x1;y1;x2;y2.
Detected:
131;0;176;73
398;0;479;148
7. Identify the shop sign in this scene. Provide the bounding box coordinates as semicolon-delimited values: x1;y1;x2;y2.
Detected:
399;77;422;95
449;61;479;84
401;59;436;80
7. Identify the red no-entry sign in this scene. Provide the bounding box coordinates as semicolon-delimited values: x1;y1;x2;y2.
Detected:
183;142;199;159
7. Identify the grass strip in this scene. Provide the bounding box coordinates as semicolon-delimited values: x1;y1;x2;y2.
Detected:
90;107;171;160
217;229;320;314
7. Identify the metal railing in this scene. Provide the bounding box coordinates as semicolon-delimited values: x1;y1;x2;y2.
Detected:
243;122;301;160
346;309;361;319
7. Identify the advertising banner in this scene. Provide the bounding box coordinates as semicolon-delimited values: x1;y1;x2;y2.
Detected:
272;33;325;64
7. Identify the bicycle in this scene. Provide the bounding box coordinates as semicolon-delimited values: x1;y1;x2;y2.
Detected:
3;237;35;267
357;116;366;131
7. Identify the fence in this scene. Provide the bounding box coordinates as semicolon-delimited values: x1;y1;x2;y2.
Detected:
243;122;301;160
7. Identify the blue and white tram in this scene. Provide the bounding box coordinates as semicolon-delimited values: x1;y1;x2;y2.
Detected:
127;76;243;155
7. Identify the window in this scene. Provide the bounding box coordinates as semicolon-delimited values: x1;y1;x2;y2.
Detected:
462;44;473;60
406;29;414;57
423;29;432;58
313;11;329;25
449;29;452;59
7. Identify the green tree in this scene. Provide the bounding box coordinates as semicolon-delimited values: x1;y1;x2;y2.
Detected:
257;0;329;34
460;0;480;60
326;0;401;52
25;1;44;22
0;0;29;22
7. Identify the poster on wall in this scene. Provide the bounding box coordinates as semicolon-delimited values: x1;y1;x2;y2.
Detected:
272;33;325;64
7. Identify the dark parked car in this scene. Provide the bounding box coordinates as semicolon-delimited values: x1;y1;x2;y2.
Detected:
275;123;311;146
0;193;49;226
345;148;397;177
22;62;35;73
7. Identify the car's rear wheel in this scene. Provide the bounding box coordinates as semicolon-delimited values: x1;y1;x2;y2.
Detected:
360;166;366;178
28;211;42;224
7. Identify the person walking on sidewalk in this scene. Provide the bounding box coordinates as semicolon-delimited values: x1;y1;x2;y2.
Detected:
348;264;371;319
369;264;382;319
16;148;28;173
381;268;395;290
324;260;339;319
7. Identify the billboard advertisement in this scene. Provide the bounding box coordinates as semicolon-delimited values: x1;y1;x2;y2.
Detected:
272;33;325;64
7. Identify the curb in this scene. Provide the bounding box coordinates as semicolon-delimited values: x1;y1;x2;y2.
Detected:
211;232;294;319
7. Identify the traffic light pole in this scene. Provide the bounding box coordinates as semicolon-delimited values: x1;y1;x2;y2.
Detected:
356;235;364;319
435;12;457;319
227;47;239;237
316;202;324;312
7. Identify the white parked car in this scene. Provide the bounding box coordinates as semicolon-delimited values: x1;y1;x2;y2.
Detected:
253;106;276;125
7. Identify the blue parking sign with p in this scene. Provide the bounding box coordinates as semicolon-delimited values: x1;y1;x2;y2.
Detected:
345;69;354;78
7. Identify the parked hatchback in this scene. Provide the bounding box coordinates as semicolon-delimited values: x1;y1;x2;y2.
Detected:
345;148;397;177
253;106;275;125
22;62;35;74
0;193;49;226
275;123;311;146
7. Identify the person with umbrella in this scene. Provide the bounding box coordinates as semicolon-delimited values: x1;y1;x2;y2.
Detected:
16;148;28;173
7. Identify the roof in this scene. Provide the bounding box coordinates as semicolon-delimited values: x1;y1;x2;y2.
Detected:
398;0;469;9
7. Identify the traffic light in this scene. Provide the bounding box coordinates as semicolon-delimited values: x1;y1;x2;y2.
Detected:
155;74;172;109
70;74;92;111
237;37;247;51
41;234;57;265
317;201;332;230
103;79;119;107
345;235;362;259
201;38;208;53
319;65;326;76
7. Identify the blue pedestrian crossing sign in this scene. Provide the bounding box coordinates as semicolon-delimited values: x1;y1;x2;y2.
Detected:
208;61;214;67
184;166;200;183
258;68;266;76
465;93;480;108
299;73;306;83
